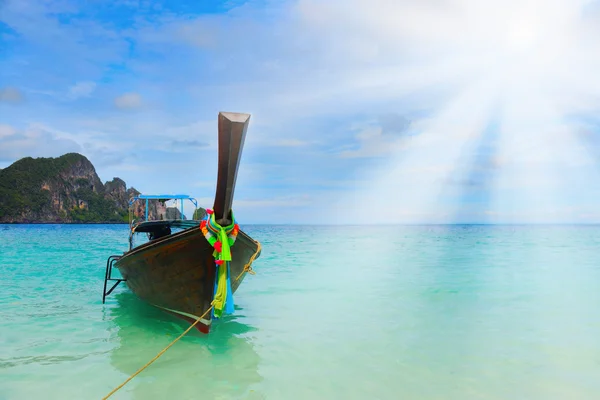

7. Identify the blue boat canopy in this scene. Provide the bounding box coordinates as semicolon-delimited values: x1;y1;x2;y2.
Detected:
133;194;193;200
129;194;195;202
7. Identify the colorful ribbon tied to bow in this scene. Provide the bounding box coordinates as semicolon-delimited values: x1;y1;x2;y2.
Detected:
200;209;239;318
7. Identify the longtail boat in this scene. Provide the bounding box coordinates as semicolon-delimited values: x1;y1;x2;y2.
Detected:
102;112;261;333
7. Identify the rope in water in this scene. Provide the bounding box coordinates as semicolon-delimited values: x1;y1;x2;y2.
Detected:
102;239;261;400
101;306;213;400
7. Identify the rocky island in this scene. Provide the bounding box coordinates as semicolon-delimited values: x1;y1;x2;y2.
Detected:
0;153;184;223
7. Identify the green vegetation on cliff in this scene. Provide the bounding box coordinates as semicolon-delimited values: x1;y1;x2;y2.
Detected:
0;153;131;223
0;154;75;219
68;187;129;223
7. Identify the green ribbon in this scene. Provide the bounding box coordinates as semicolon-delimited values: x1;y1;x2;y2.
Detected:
209;212;235;260
208;213;236;318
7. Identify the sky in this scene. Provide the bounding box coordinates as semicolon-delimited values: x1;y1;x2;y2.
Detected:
1;0;600;224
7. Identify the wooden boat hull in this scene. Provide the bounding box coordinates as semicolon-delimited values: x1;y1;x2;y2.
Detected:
114;225;260;333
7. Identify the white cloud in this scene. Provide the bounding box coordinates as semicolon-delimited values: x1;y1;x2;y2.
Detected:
0;124;17;138
114;92;142;109
0;87;24;103
162;120;215;145
0;124;82;162
338;123;414;159
67;81;96;99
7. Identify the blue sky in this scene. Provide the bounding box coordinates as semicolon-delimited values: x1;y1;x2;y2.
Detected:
2;0;600;224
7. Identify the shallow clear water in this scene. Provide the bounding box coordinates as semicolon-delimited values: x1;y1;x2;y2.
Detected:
1;224;600;399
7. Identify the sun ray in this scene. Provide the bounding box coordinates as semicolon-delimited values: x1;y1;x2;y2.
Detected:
328;0;600;224
336;78;499;224
445;115;502;224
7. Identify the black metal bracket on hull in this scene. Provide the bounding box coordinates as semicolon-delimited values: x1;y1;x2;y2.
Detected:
102;255;125;304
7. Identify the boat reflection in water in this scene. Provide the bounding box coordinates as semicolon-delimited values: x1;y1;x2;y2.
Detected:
107;292;263;399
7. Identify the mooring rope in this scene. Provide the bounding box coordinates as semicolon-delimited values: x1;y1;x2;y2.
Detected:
235;241;261;282
102;305;213;400
101;239;261;400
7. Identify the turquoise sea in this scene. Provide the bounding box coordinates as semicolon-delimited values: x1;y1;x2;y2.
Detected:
1;224;600;399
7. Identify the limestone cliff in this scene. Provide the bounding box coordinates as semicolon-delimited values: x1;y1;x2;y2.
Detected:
0;153;152;223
